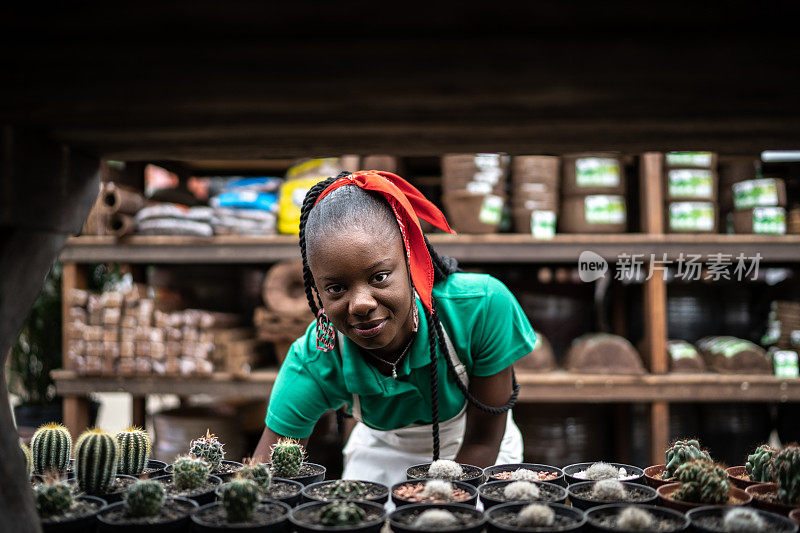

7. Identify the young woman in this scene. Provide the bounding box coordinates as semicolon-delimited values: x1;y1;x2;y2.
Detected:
253;170;536;485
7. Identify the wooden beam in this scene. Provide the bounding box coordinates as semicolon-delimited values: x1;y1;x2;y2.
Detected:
132;397;146;429
650;401;671;465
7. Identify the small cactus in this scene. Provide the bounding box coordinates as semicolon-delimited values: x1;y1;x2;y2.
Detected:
269;438;304;478
617;506;655;530
723;508;766;532
428;459;463;480
413;509;458;528
590;479;627;501
20;442;33;479
239;458;272;494
673;460;730;504
31;423;72;474
745;444;777;483
318;501;366;526
664;438;711;480
189;429;225;471
116;427;151;476
583;462;620;480
503;481;541;501
325;479;368;499
75;428;119;495
420;479;454;500
34;473;74;518
509;468;540;481
517;503;555;527
220;478;260;522
172;455;211;490
773;443;800;505
124;480;166;518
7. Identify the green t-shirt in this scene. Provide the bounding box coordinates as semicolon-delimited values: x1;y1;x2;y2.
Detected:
265;273;536;438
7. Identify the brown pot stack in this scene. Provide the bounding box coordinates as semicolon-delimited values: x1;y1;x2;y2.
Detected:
664;151;719;234
559;153;627;233
731;176;788;235
510;156;559;236
441;153;509;234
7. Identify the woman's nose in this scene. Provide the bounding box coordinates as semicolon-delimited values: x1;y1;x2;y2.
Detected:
349;287;378;316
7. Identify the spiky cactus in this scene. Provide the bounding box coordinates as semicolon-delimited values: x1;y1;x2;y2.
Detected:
189;429;225;471
420;479;453;500
672;460;730;504
116;427;151;476
413;509;458;527
723;508;766;532
746;444;777;483
34;474;74;518
173;455;211;490
428;459;463;480
239;458;272;494
773;443;800;505
269;438;304;478
75;428;119;495
220;478;260;522
509;468;540;481
124;480;166;517
504;481;541;500
31;423;72;474
617;507;655;530
20;442;33;479
583;462;620;480
591;479;627;501
664;439;711;480
318;501;366;526
517;504;555;527
325;479;368;499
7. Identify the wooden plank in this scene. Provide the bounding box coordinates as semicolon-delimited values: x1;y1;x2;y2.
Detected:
132;397;146;429
650;402;670;466
640;153;665;234
63;396;90;439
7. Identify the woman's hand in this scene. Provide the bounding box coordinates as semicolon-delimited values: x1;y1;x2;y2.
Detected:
252;426;309;463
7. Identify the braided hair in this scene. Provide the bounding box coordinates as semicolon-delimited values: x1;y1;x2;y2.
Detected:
299;171;518;460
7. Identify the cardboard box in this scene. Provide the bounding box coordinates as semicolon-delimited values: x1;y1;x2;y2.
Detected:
733;207;786;234
560;195;627;233
562;153;625;196
665;169;718;201
666;201;718;233
732;178;787;209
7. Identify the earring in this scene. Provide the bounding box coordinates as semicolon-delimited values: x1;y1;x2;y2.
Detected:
411;293;419;333
316;309;336;351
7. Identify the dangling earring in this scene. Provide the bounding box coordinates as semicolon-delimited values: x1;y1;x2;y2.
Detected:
411;291;419;333
316;309;336;351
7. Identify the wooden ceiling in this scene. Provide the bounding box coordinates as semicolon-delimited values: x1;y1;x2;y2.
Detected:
2;2;799;159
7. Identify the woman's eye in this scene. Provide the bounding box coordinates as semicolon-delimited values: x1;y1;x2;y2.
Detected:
373;273;389;283
326;285;345;295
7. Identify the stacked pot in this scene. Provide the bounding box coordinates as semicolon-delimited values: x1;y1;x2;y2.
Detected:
441;153;509;234
559;152;627;233
510;156;559;237
664;151;719;233
732;176;788;235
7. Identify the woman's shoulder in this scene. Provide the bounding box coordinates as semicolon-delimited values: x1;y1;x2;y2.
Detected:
432;272;510;300
285;320;330;365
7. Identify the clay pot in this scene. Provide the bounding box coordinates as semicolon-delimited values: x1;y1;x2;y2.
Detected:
726;465;761;490
643;464;672;489
746;482;800;516
656;482;752;513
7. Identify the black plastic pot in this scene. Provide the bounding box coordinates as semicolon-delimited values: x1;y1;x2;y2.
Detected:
288;500;386;533
136;459;169;479
484;463;566;487
261;478;304;508
191;501;291;533
478;480;567;510
389;502;486;533
567;481;657;511
153;474;222;506
392;479;479;508
96;496;198;533
486;501;586;533
686;505;798;533
586;504;689;532
88;474;138;504
301;479;389;505
562;463;644;486
260;462;327;486
40;495;106;533
406;462;484;487
165;460;245;482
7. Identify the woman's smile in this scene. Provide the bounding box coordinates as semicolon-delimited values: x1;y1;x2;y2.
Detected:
351;318;387;338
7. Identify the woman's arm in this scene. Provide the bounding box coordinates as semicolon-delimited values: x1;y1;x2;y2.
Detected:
252;426;310;463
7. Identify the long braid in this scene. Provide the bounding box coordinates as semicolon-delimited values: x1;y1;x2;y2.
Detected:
426;307;441;460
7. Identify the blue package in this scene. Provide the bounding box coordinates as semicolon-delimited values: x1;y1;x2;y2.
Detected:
210;190;278;211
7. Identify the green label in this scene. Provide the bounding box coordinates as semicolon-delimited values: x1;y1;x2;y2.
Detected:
669;341;698;360
666;151;714;167
531;210;556;239
733;178;780;209
584;195;626;224
668;169;714;199
721;340;755;358
576;158;620;187
752;207;786;234
773;350;799;378
478;195;504;225
669;202;715;231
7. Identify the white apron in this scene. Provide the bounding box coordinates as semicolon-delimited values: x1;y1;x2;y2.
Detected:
340;327;523;487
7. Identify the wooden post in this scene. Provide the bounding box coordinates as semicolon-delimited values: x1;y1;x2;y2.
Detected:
61;263;92;438
132;397;147;429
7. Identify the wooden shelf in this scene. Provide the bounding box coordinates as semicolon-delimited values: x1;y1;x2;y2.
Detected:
60;234;800;264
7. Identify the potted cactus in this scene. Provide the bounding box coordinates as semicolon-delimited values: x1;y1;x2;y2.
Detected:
746;443;800;516
478;480;567;510
485;502;585;532
392;478;479;507
657;460;752;512
645;438;711;488
236;458;303;507
35;472;106;533
585;504;689;532
289;500;386;533
192;476;292;532
154;455;223;505
407;459;484;487
567;479;657;511
302;479;390;505
726;443;776;490
265;438;325;486
687;505;798;533
563;461;644;485
75;428;137;503
168;429;243;482
116;427;167;479
389;502;486;533
484;463;565;486
21;441;34;479
97;479;198;532
31;423;73;476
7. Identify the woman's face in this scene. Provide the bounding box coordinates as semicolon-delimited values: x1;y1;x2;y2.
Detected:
308;227;414;357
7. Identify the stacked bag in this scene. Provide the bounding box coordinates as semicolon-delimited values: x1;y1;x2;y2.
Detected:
559;152;627;233
511;156;559;238
441;153;509;233
663;151;719;233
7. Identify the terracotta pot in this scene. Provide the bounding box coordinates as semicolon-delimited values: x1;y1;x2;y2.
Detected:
644;464;672;488
746;482;799;516
656;482;752;513
726;465;761;490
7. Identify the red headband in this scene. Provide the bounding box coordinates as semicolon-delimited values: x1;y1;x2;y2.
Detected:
314;170;456;312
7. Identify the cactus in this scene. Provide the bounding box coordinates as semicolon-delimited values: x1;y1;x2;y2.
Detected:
517;504;555;527
124;480;166;518
31;422;72;474
269;438;304;478
509;468;540;481
413;509;458;527
664;438;711;480
173;455;211;490
673;460;730;504
773;443;800;505
239;458;272;494
617;506;655;530
503;481;541;501
189;429;225;471
583;462;620;480
116;427;151;476
723;508;766;532
20;441;33;479
34;473;74;518
420;479;454;500
746;444;777;483
75;428;119;495
428;459;463;480
220;478;260;522
318;501;366;526
325;479;368;499
591;479;628;501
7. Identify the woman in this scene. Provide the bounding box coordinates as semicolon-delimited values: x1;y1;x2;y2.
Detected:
253;170;536;486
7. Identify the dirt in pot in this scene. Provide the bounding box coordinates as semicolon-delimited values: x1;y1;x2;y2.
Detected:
195;502;287;527
482;482;564;503
408;464;482;483
102;499;195;525
571;483;653;503
41;499;102;523
263;480;301;500
491;508;579;529
272;463;324;479
393;507;481;528
213;463;243;477
591;509;684;531
161;478;218;499
292;503;384;525
394;481;472;504
493;470;560;482
306;481;388;501
103;476;137;495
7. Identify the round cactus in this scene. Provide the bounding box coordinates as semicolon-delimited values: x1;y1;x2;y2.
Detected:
124;480;166;518
220;478;260;522
420;479;454;500
428;459;463;480
189;429;225;471
75;428;119;495
664;438;711;480
723;508;766;532
116;427;151;476
20;441;33;479
617;506;655;530
413;509;458;527
509;468;540;481
173;455;211;490
318;501;367;526
583;462;620;481
673;460;730;504
517;503;555;527
34;474;74;518
239;458;272;494
590;479;627;501
503;481;541;501
269;438;305;478
325;479;368;499
31;422;72;474
746;444;777;483
773;443;800;505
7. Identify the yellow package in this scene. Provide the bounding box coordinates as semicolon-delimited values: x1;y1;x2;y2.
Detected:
277;177;329;235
